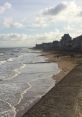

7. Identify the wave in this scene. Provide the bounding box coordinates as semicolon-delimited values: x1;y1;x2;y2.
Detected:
7;58;15;62
5;64;26;81
0;57;15;66
0;60;7;65
0;58;14;65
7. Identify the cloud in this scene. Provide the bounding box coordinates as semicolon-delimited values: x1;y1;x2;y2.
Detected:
0;27;82;47
0;33;34;47
34;16;48;27
0;31;63;47
0;2;12;14
43;3;67;16
34;1;82;28
3;17;24;28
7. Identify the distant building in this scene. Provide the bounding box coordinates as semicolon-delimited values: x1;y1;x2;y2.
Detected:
34;34;82;52
72;35;82;52
60;34;72;51
53;41;59;50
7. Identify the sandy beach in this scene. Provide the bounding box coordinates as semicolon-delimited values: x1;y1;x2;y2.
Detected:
41;51;78;83
22;51;82;117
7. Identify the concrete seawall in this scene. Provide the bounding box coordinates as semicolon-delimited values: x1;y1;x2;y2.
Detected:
23;64;82;117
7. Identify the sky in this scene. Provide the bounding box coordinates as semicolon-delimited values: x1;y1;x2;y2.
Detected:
0;0;82;47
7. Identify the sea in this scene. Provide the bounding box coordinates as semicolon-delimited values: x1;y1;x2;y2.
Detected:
0;47;60;117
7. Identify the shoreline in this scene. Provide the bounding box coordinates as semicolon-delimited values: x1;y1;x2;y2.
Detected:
22;51;82;117
16;50;60;117
22;50;80;117
41;51;77;83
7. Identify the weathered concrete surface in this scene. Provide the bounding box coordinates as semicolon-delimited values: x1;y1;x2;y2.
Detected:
23;65;82;117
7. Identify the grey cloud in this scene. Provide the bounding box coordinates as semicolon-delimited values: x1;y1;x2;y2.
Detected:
43;3;67;16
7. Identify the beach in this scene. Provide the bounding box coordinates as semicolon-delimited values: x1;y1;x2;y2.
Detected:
0;0;82;116
41;51;77;83
0;48;81;117
0;48;62;117
23;64;82;117
22;51;82;117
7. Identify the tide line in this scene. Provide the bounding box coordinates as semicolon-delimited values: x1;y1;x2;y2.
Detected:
17;77;55;106
17;82;32;105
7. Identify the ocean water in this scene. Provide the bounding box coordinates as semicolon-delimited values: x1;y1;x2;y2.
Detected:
0;48;60;117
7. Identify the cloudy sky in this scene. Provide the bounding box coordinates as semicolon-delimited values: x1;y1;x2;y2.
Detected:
0;0;82;47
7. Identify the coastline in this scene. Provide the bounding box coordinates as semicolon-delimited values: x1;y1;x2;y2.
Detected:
41;51;77;83
22;50;81;117
16;50;60;117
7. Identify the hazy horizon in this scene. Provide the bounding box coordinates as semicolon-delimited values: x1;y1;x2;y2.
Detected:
0;0;82;47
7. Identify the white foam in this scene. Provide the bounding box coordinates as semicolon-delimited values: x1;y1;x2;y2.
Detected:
0;57;15;65
5;64;26;80
7;58;15;62
0;49;60;117
0;99;16;117
0;60;7;65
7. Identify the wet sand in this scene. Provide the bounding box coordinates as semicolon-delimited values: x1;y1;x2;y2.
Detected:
41;51;77;83
22;51;82;117
15;51;60;117
23;64;82;117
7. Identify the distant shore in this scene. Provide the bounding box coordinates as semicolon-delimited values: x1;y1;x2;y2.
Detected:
22;50;82;117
